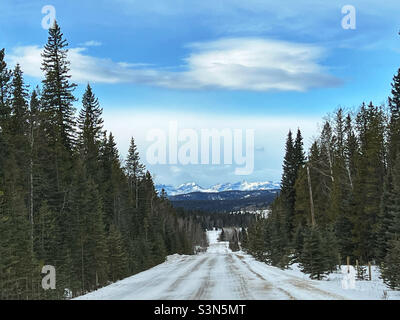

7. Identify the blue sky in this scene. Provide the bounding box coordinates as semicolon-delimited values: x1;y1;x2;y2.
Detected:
1;0;400;187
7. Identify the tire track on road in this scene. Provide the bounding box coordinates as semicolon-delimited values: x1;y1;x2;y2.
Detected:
232;253;296;300
234;253;348;300
226;254;255;299
191;256;218;300
158;255;211;299
121;255;200;299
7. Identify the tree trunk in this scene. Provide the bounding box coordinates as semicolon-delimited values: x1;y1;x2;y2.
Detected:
307;165;316;227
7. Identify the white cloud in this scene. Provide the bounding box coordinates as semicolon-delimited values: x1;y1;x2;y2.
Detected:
81;40;102;47
8;38;341;91
7;46;150;84
180;38;341;91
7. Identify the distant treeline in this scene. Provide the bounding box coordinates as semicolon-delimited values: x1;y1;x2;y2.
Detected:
170;190;278;213
175;207;256;230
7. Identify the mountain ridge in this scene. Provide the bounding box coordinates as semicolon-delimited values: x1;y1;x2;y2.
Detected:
156;180;280;196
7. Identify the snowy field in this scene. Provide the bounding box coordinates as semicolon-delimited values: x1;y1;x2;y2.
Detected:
75;230;400;300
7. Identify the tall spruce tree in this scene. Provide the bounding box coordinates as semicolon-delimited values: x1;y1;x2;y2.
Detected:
280;130;296;241
0;48;12;129
10;65;29;137
77;84;104;180
126;137;145;208
9;64;30;196
41;21;77;150
378;69;400;262
293;129;306;177
281;130;295;206
381;156;400;290
352;103;386;261
0;49;12;188
388;68;400;167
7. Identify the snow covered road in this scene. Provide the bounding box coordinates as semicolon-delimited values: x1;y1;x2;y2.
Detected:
75;230;391;300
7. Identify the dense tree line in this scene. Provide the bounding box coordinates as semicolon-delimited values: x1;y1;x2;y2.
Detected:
176;208;256;230
243;67;400;287
170;190;278;213
0;22;206;299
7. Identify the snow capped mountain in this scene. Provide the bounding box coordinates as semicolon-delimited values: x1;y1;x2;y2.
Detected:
156;180;280;196
175;182;210;194
212;181;281;192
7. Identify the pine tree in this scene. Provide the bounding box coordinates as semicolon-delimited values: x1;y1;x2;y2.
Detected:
247;220;265;261
69;165;109;294
300;227;327;280
281;130;295;210
356;259;367;280
99;132;123;230
126;137;145;208
280;129;306;243
352;103;386;261
377;69;400;262
381;239;400;290
77;84;103;179
385;154;400;243
319;121;335;185
292;223;304;263
86;180;109;290
344;113;358;189
0;150;36;299
334;113;357;256
0;48;12;129
280;130;296;242
381;238;400;290
34;201;57;267
107;224;128;282
376;173;394;262
28;88;41;239
10;64;29;137
388;68;400;167
9;64;30;197
293;129;306;177
321;227;339;273
40;21;77;228
41;21;77;150
0;49;12;189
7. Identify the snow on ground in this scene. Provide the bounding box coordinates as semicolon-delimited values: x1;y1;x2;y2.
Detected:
233;254;400;300
75;230;400;300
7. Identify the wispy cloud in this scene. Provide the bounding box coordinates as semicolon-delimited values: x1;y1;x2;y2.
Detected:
8;38;342;91
112;0;400;38
80;40;102;47
179;38;342;91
